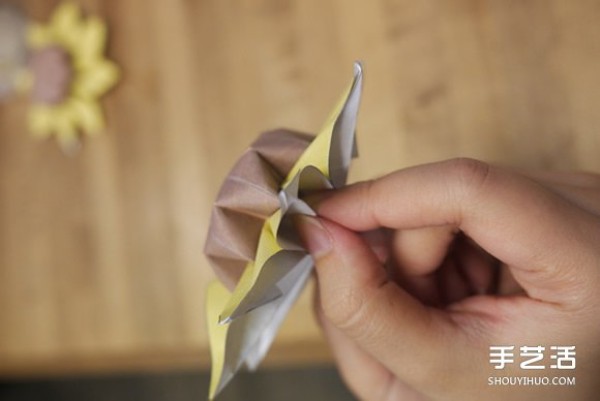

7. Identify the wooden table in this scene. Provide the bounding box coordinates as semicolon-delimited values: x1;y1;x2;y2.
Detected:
2;0;600;376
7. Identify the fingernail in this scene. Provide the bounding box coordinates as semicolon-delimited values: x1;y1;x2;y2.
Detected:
294;215;332;259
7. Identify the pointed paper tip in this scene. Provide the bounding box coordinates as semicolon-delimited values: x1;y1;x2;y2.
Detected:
210;369;235;400
352;61;364;93
353;61;363;77
218;302;252;324
208;384;220;401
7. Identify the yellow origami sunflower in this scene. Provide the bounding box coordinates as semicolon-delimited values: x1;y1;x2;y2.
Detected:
24;2;119;151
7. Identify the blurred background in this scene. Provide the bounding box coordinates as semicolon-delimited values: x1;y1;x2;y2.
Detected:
1;0;600;400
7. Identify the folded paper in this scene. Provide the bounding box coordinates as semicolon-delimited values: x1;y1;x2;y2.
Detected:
23;1;120;152
204;129;314;291
204;62;363;399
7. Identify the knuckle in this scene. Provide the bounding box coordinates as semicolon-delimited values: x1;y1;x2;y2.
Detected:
446;157;492;199
357;179;378;226
324;281;398;348
322;285;373;338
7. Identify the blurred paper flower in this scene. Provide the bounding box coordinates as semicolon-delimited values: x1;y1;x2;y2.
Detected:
24;2;120;152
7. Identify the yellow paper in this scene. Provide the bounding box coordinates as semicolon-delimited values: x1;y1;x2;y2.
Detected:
25;2;120;151
206;282;230;399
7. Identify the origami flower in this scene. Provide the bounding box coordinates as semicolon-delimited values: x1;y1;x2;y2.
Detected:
24;2;119;152
204;63;363;399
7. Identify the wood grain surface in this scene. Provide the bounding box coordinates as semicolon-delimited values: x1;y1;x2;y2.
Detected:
1;0;600;376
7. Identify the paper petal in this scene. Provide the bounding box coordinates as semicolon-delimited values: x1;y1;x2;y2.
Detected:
72;60;120;99
71;98;105;133
27;23;54;48
50;1;82;49
206;256;312;399
75;16;107;68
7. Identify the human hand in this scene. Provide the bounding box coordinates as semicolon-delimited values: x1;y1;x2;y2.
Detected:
296;158;600;401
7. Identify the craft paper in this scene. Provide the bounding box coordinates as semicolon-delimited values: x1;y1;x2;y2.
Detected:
204;129;314;291
204;62;363;399
23;1;120;152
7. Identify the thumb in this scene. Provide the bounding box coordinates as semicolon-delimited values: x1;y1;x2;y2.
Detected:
296;215;462;386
